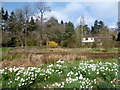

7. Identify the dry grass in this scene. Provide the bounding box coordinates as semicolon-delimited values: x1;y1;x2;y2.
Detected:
1;53;87;68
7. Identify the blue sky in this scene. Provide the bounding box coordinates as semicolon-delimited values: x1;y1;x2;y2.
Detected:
2;2;118;28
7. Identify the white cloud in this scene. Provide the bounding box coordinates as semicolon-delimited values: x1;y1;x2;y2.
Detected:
50;2;86;24
87;2;117;19
52;11;69;22
33;2;117;28
76;13;96;27
63;2;85;14
107;22;117;28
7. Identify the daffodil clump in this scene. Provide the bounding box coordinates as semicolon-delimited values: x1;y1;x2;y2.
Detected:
42;60;119;88
1;60;66;88
1;60;119;88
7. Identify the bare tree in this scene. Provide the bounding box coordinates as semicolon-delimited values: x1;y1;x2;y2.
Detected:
35;2;51;47
100;26;111;51
15;9;25;47
23;4;31;47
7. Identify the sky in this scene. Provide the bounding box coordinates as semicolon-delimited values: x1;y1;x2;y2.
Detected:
2;1;118;28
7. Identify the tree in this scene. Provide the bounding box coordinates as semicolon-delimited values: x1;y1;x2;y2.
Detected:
9;11;16;33
35;2;51;26
62;21;75;47
91;26;95;34
1;7;5;20
83;25;90;35
94;20;99;33
61;20;64;24
99;21;104;28
28;17;35;31
117;32;120;41
45;17;60;43
91;20;105;34
100;26;111;51
4;10;8;21
35;2;51;47
23;5;32;47
75;25;82;48
7;11;17;46
15;9;25;47
2;9;11;46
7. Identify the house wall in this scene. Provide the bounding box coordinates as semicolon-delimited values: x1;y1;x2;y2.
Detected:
82;37;94;43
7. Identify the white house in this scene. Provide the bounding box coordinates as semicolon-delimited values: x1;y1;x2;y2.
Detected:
82;37;94;43
82;34;103;46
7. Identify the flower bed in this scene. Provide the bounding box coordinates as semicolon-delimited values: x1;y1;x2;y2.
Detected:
1;60;119;88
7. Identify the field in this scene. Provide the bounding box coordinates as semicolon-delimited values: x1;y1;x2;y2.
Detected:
0;47;120;89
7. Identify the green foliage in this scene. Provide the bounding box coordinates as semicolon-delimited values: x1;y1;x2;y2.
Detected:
1;6;115;49
27;40;35;46
92;41;97;48
91;20;104;34
1;59;119;88
62;21;75;48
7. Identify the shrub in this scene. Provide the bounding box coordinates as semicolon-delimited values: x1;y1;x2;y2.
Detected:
27;40;35;46
46;41;58;48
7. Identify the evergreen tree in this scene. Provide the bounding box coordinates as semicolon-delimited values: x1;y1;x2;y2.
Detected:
83;25;90;35
9;11;15;21
61;20;64;24
91;26;95;34
4;10;8;21
99;21;104;28
94;20;99;33
91;20;105;34
9;11;16;33
1;7;5;20
62;21;75;47
28;17;35;31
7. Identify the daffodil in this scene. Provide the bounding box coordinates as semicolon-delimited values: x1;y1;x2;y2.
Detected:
110;81;113;83
113;85;115;87
97;61;99;64
44;77;46;80
48;76;50;78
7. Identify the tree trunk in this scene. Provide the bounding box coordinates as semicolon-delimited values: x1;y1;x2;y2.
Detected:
25;22;28;48
20;39;24;48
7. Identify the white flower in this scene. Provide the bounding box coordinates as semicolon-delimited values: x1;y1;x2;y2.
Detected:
10;81;12;83
97;71;99;74
52;84;55;86
75;72;78;76
55;82;59;86
5;67;7;69
19;84;21;87
5;72;7;74
9;68;13;72
79;74;83;79
62;82;64;85
61;86;64;88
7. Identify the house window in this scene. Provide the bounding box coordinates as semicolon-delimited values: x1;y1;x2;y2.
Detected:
86;38;88;40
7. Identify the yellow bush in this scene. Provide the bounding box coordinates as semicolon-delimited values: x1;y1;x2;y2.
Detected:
115;35;118;40
46;41;58;48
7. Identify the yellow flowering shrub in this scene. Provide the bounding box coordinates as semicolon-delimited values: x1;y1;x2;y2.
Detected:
46;41;58;48
115;35;118;40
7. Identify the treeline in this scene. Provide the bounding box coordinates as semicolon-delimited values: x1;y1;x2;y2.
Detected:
1;2;117;48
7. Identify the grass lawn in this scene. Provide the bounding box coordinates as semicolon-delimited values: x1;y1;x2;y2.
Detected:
1;59;119;89
1;47;118;53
